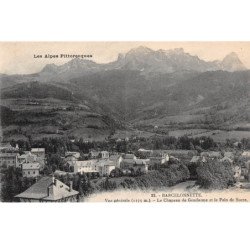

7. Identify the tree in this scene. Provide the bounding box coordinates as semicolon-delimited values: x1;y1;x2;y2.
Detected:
78;173;93;196
100;177;117;191
1;167;35;202
196;160;235;189
110;168;123;178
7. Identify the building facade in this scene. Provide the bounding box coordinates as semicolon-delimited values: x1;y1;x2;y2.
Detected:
22;162;40;178
0;152;19;168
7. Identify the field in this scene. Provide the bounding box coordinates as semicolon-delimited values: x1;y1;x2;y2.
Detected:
169;129;250;142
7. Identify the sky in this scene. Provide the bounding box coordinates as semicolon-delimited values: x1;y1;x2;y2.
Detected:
0;42;250;74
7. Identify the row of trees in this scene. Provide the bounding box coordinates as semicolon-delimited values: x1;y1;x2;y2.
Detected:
8;135;250;162
9;135;218;156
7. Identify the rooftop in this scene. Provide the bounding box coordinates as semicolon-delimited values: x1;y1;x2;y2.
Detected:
134;159;147;165
242;151;250;157
124;154;136;159
15;176;78;201
200;151;222;157
31;148;45;152
109;155;122;161
0;152;19;157
22;162;40;170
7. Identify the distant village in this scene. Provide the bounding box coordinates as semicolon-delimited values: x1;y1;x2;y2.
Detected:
1;138;250;202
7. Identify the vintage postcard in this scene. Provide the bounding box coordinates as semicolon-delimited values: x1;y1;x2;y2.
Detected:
0;42;250;202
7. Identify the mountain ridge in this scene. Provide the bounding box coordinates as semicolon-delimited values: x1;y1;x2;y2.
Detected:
38;47;247;80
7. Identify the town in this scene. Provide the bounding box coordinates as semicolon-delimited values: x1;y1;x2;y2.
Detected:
1;135;250;202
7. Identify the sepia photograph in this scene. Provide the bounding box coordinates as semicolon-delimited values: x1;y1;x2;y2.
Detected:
1;1;250;250
0;42;249;202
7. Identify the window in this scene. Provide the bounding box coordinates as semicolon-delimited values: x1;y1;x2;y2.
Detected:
28;171;30;175
33;171;35;174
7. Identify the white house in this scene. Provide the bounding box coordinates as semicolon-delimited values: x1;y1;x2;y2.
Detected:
200;151;222;159
0;152;19;168
133;159;149;173
242;151;250;160
149;151;169;166
101;151;109;159
190;156;206;163
70;158;116;176
18;152;37;166
22;162;40;178
96;159;116;176
121;154;137;168
65;151;80;159
109;154;123;168
72;160;98;174
31;148;45;159
31;148;45;168
220;156;233;164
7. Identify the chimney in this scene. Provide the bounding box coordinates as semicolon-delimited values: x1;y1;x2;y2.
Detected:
47;185;53;197
69;181;73;192
52;175;56;185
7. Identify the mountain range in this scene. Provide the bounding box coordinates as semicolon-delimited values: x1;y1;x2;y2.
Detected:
0;46;249;142
38;46;247;80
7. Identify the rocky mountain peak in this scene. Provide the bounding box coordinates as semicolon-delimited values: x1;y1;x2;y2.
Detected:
221;52;246;71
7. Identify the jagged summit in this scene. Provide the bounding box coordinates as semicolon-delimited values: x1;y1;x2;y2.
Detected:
127;46;153;55
221;52;246;71
41;63;58;73
38;46;247;80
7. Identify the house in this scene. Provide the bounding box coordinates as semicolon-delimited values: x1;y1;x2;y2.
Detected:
233;166;242;181
65;151;80;159
164;150;197;162
224;151;234;160
70;159;115;176
200;151;222;159
133;159;149;173
149;151;169;166
71;160;98;174
18;152;37;165
22;162;40;178
242;151;250;160
109;154;123;168
121;154;137;168
65;154;79;162
0;142;12;151
31;148;45;168
120;154;149;173
15;176;79;202
190;156;206;163
0;143;19;152
0;152;19;168
220;156;233;164
89;150;100;159
233;141;240;147
121;169;132;175
164;150;197;157
101;151;109;159
96;159;116;176
138;148;153;158
246;160;250;169
31;148;45;159
169;156;180;163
